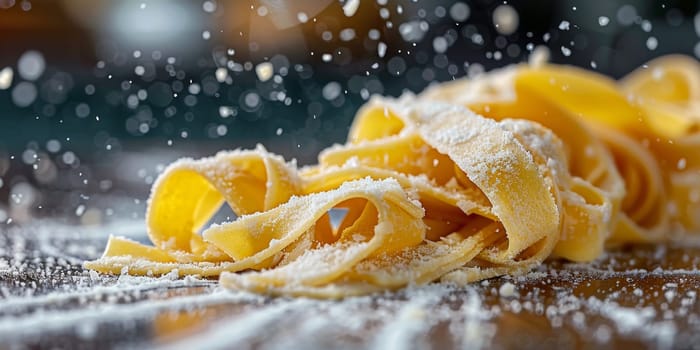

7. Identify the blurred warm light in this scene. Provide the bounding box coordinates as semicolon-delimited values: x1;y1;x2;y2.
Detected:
259;0;333;30
60;0;107;29
107;1;202;50
54;0;408;62
62;0;204;54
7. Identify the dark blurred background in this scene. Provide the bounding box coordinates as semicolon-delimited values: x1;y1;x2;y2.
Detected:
0;0;698;225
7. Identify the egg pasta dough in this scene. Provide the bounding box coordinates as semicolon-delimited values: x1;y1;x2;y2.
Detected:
85;56;700;298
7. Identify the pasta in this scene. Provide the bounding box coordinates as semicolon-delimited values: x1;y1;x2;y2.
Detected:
85;55;700;298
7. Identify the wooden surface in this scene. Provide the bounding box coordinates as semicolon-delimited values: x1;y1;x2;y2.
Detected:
1;221;699;350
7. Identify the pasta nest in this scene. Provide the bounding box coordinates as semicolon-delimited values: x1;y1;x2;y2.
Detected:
86;56;700;298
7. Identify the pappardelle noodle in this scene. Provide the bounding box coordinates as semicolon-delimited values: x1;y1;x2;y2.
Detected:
85;55;700;298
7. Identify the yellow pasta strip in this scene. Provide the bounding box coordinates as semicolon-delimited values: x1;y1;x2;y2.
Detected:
146;146;300;252
85;147;302;274
622;55;700;106
515;65;644;133
348;101;406;143
407;103;561;259
304;165;493;220
620;56;700;234
320;133;457;185
218;177;425;291
95;236;176;263
347;218;499;287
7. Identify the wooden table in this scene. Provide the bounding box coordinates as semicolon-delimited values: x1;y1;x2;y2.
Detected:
1;221;699;349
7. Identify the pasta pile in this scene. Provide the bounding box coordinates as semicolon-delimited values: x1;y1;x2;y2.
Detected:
85;55;700;298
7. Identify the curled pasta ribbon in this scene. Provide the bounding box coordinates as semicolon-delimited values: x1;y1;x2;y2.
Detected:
513;65;671;241
420;79;621;261
84;147;303;276
620;55;700;233
218;177;426;296
421;56;700;243
516;60;700;236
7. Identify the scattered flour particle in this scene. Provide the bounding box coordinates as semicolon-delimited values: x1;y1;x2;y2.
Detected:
492;5;519;35
75;322;98;340
255;62;273;82
529;46;550;67
664;290;675;302
322;81;342;100
215;67;228;83
499;282;517;297
558;20;571;30
377;42;387;58
163;269;179;281
0;67;13;90
677;158;687;170
561;46;572;56
219;106;234;118
595;325;612;342
617;5;638;26
75;205;86;217
297;12;308;23
433;36;448;53
572;312;586;327
339;28;356;41
598;16;610;26
646;37;658;50
654;322;677;349
604;306;655;333
343;0;360;17
449;2;470;22
18;50;45;81
202;1;216;13
399;20;429;42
